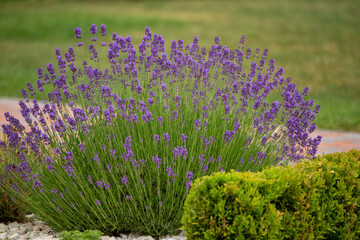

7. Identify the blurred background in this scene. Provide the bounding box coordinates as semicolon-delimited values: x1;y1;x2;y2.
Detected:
0;0;359;131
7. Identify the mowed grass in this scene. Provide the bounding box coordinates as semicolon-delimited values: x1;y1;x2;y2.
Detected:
0;0;359;131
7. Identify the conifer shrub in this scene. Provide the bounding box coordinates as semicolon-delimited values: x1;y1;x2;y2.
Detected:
182;149;360;239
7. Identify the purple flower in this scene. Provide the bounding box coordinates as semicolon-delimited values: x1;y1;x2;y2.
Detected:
121;176;128;185
185;181;192;189
101;85;111;97
100;23;107;36
174;95;181;104
172;147;180;159
308;123;316;133
90;24;97;34
79;143;86;152
32;179;41;190
194;119;201;131
166;166;173;176
136;84;143;94
172;111;178;120
110;149;117;158
152;155;162;168
157;116;163;125
166;166;176;181
181;134;187;143
186;171;193;180
261;137;267;146
106;164;112;173
302;87;309;96
96;200;101;206
74;27;82;38
180;146;188;158
93;154;100;164
164;133;170;142
198;154;205;163
54;147;61;155
96;180;103;188
154;134;160;143
256;151;267;162
223;130;236;143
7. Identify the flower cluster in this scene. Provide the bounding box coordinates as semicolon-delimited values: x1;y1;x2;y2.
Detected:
1;24;321;237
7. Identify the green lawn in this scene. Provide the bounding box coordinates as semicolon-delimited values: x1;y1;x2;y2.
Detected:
0;0;359;131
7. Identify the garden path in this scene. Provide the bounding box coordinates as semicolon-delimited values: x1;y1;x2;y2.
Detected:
0;97;359;156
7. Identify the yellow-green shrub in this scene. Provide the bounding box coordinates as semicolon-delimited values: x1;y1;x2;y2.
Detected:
182;150;360;239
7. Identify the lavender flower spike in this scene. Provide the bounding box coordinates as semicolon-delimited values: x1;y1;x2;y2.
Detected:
74;27;82;39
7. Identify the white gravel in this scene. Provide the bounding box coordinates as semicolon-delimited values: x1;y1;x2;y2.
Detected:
0;215;186;240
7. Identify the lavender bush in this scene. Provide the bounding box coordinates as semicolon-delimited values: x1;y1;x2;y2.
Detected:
1;24;322;237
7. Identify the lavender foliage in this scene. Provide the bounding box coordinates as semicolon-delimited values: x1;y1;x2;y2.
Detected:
1;24;322;238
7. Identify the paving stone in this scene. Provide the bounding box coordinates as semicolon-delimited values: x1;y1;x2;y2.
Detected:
101;236;111;240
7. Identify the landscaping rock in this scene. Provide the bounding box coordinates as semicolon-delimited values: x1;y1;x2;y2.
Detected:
120;233;128;239
138;236;155;240
0;216;187;239
8;232;20;240
0;223;8;233
41;227;52;234
32;226;41;232
30;232;40;238
0;232;7;240
8;222;20;230
24;222;33;232
128;232;142;240
19;225;28;234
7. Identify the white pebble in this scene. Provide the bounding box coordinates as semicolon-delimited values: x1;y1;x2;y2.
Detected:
0;232;7;240
8;222;20;230
0;223;8;233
